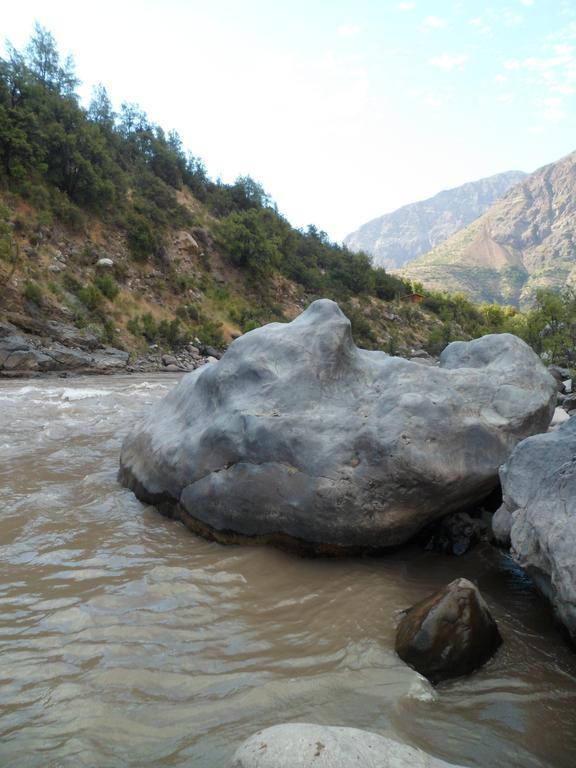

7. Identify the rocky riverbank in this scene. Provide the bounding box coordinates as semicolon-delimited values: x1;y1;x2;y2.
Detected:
0;315;221;378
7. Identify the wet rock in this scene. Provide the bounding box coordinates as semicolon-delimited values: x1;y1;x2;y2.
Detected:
2;349;50;371
497;416;576;642
550;406;570;430
119;300;556;553
491;504;512;548
162;354;178;367
548;365;568;393
230;724;466;768
410;356;437;366
201;344;222;359
420;512;483;556
395;578;502;683
43;344;94;369
92;347;129;371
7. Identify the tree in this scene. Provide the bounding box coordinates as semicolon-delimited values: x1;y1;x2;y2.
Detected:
88;84;115;129
217;209;280;276
24;22;78;94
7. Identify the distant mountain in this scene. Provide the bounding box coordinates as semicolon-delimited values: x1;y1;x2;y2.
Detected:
400;152;576;307
344;171;526;269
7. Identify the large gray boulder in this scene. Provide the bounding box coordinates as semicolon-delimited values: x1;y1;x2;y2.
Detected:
230;724;467;768
119;299;556;553
495;415;576;641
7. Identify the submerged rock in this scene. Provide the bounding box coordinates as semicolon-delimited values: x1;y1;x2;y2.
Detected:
496;416;576;642
119;299;556;553
230;723;467;768
419;511;485;556
395;578;502;683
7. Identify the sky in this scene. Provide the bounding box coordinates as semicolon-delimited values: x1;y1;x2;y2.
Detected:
2;0;576;242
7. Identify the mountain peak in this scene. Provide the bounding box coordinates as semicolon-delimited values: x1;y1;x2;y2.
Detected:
344;170;527;269
400;150;576;307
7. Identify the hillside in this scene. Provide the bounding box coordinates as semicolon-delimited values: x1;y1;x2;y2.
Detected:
4;25;573;377
344;170;526;269
0;25;469;375
400;152;576;307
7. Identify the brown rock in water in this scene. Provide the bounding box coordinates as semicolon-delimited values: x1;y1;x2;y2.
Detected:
395;578;502;684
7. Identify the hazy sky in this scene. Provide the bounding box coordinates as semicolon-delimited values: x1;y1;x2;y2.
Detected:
2;0;576;241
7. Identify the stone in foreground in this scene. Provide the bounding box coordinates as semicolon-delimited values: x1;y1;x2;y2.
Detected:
119;299;556;553
395;578;502;683
496;415;576;642
230;724;467;768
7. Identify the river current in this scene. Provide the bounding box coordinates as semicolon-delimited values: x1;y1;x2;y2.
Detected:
1;374;575;767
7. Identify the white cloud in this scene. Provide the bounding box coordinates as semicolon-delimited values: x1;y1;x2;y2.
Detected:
424;94;443;108
422;15;447;29
398;2;416;9
497;92;514;102
337;24;363;38
520;0;535;6
543;107;565;121
494;73;508;83
469;17;492;34
487;8;524;26
429;53;468;71
537;96;565;121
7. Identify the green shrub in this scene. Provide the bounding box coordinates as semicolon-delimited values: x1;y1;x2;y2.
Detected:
23;281;43;305
77;283;105;311
113;262;130;283
194;319;224;347
94;274;119;300
140;313;158;341
125;213;160;262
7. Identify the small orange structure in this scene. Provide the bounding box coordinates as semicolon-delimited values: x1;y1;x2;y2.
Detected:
401;292;424;305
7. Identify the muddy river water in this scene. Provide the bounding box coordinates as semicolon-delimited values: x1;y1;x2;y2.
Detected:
1;374;576;767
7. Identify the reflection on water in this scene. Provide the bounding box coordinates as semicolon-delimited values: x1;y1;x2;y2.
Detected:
0;375;575;767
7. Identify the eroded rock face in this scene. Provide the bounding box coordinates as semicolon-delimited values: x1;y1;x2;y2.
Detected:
496;416;576;642
395;578;502;683
230;724;467;768
119;299;556;553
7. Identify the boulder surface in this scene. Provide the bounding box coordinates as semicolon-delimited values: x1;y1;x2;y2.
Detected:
230;723;467;768
395;578;502;683
119;299;556;552
496;415;576;642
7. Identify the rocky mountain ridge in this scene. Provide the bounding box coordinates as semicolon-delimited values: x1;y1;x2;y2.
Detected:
344;170;526;269
400;151;576;306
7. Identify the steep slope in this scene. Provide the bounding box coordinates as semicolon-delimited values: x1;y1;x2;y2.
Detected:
344;171;526;269
400;151;576;307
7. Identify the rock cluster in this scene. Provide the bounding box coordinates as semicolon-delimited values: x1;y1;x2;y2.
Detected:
230;724;467;768
0;320;128;376
494;415;576;642
120;299;556;553
127;343;221;374
0;316;221;378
